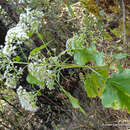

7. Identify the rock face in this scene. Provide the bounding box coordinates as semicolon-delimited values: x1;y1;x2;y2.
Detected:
0;20;7;45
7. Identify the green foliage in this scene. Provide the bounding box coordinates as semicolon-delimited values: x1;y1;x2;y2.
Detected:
85;69;108;97
26;73;44;86
13;56;21;62
65;10;130;113
101;69;130;112
113;53;128;60
74;48;88;65
66;3;75;17
95;52;104;66
84;66;130;113
30;43;49;55
61;87;86;115
67;34;104;66
0;1;130;125
97;19;113;40
66;15;129;113
74;45;104;66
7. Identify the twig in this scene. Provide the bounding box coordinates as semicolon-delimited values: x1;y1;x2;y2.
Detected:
122;0;126;44
41;94;73;120
0;121;11;129
0;111;19;129
0;93;23;115
22;113;35;130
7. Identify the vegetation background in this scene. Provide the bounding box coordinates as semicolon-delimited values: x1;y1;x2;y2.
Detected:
0;0;130;129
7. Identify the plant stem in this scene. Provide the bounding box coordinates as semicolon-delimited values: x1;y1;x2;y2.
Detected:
13;61;108;69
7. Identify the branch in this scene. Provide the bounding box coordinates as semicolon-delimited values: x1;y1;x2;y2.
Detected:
0;121;11;129
122;0;126;44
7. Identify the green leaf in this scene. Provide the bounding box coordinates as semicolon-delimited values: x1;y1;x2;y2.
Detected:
114;53;127;60
103;31;113;40
62;88;86;115
84;69;108;97
97;19;102;31
83;16;89;27
95;52;103;66
27;31;34;37
111;28;121;38
66;3;75;17
30;43;48;55
74;48;88;65
13;56;21;62
3;95;9;100
74;45;95;65
74;45;103;66
26;73;44;86
97;19;113;40
101;69;130;113
110;69;130;94
37;32;43;40
37;91;42;96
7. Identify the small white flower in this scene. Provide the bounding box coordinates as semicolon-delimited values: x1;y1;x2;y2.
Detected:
3;44;17;56
5;25;29;43
46;79;55;90
3;71;17;88
3;8;44;57
3;45;12;56
5;77;17;88
17;86;38;112
28;62;47;82
19;8;44;32
18;67;23;75
19;0;24;4
28;61;56;89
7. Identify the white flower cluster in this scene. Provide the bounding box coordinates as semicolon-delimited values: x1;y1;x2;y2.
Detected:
1;3;58;112
17;86;38;112
18;0;44;6
19;0;33;4
0;5;7;15
28;52;57;90
4;74;17;88
28;61;56;90
3;8;44;56
0;46;23;88
3;67;23;89
3;25;29;56
19;8;44;33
